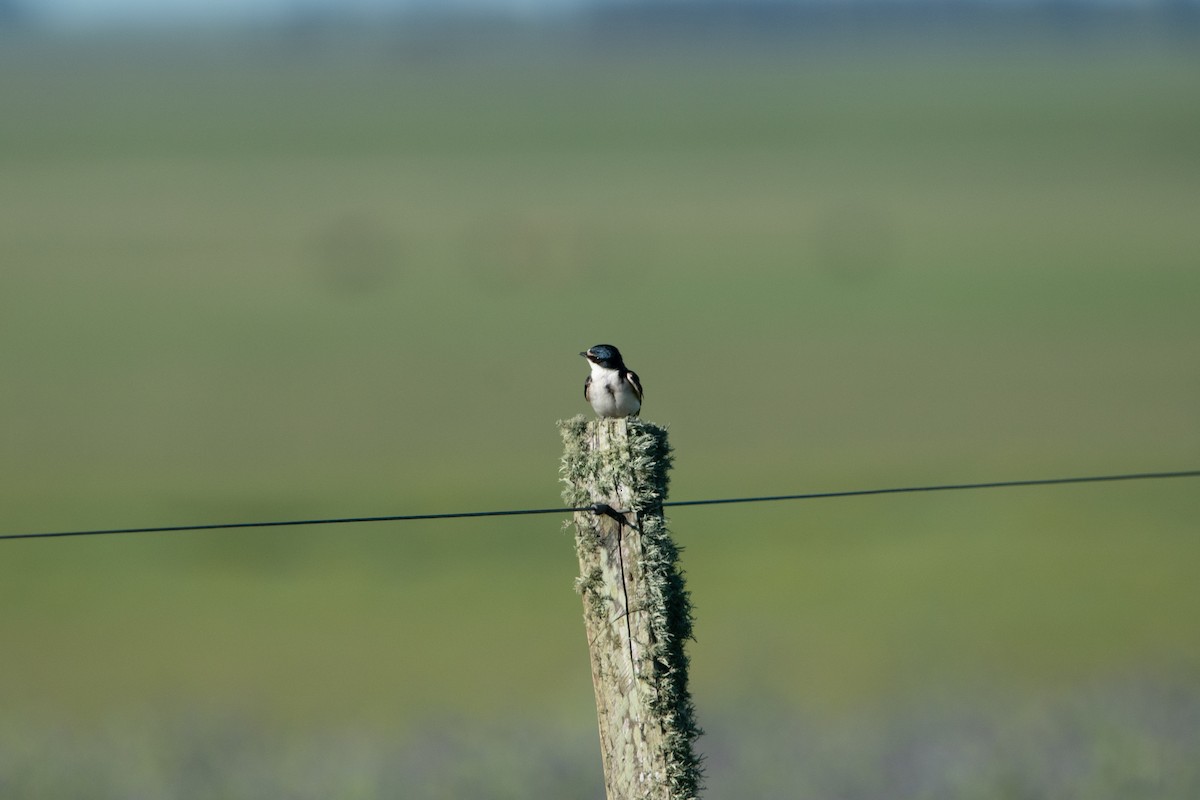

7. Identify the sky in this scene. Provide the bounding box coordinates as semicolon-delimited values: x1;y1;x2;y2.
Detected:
19;0;1166;30
19;0;585;29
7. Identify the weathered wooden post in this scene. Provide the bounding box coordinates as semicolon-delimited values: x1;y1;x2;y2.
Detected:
559;415;702;800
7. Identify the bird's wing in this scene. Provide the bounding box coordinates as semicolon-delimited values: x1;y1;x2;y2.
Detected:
624;370;644;402
583;374;593;402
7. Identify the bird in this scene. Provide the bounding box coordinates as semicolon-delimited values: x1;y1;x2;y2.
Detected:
581;344;643;418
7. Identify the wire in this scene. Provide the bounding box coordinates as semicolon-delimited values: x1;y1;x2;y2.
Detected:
0;505;595;542
661;469;1200;508
2;469;1197;543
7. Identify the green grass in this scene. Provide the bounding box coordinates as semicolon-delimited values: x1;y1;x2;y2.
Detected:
1;28;1198;794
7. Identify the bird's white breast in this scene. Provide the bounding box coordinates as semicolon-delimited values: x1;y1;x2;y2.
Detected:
588;363;641;418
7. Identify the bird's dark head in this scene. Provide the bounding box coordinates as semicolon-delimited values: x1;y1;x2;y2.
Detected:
581;344;625;369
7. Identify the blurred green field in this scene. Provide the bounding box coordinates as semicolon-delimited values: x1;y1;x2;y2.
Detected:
1;29;1199;795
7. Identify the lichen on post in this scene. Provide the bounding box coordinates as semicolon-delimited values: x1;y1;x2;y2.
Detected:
559;414;702;800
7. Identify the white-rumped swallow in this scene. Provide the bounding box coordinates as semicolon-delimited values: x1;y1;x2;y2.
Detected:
581;344;643;418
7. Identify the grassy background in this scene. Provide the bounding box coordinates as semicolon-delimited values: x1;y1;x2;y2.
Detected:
1;27;1198;795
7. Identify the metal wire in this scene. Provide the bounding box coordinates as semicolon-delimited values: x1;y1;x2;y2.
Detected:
3;469;1197;542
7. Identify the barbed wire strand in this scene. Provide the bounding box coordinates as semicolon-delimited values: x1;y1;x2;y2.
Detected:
1;468;1197;543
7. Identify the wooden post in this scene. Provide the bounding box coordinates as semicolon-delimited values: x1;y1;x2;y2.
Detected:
559;415;703;800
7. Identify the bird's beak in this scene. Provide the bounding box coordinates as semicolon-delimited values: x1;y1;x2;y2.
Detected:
580;350;590;359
